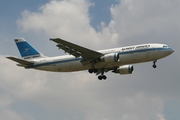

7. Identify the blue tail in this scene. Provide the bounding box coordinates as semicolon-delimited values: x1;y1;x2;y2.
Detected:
14;38;44;59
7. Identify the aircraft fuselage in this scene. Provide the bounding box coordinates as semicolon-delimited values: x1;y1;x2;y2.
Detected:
28;43;174;72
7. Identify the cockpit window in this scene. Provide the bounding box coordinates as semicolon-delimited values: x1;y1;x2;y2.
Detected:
163;45;168;47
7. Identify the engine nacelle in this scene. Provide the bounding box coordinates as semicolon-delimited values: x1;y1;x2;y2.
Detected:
100;53;120;62
115;65;134;74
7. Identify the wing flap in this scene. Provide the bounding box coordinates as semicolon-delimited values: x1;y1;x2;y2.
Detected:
6;57;34;66
56;44;81;57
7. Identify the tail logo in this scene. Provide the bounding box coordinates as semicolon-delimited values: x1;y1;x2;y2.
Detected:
14;38;42;58
23;48;30;53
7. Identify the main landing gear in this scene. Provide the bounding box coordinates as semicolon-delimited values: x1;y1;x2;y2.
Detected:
88;61;97;73
88;68;97;73
98;75;107;80
88;68;107;80
152;60;157;68
98;69;107;80
88;61;107;80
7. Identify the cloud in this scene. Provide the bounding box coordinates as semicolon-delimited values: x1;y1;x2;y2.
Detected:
17;0;119;49
109;0;180;46
1;0;180;119
1;54;165;120
0;55;43;119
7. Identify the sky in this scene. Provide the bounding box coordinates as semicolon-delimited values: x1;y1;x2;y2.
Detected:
0;0;180;120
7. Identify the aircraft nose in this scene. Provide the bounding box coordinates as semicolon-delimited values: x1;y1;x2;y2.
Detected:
170;48;174;53
168;48;174;55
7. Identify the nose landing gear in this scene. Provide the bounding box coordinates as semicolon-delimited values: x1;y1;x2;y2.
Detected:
152;60;157;68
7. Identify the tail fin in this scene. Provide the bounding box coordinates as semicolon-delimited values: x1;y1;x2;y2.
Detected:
14;38;45;59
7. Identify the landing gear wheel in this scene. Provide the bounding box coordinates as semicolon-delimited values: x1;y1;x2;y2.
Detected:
88;69;93;73
102;75;107;80
153;64;157;68
98;76;102;80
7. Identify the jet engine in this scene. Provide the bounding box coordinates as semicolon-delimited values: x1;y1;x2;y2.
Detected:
100;53;120;62
114;65;134;74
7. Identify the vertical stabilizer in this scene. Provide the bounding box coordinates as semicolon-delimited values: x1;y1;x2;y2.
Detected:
14;38;44;59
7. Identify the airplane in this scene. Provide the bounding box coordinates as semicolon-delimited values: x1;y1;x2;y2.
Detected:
6;38;174;80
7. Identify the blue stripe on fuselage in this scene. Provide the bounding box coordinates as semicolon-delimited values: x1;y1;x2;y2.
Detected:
119;47;172;55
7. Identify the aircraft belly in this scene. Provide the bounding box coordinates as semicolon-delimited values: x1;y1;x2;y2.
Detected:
35;66;58;71
54;61;89;72
55;61;120;72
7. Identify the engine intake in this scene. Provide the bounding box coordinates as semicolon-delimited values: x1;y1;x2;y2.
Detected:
100;53;120;62
114;65;134;74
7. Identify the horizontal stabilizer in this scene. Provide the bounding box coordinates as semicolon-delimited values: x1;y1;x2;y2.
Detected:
6;57;34;65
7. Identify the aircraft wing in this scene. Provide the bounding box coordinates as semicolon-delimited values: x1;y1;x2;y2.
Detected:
6;56;34;66
50;38;103;65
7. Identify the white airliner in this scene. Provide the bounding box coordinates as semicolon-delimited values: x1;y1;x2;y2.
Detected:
7;38;174;80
